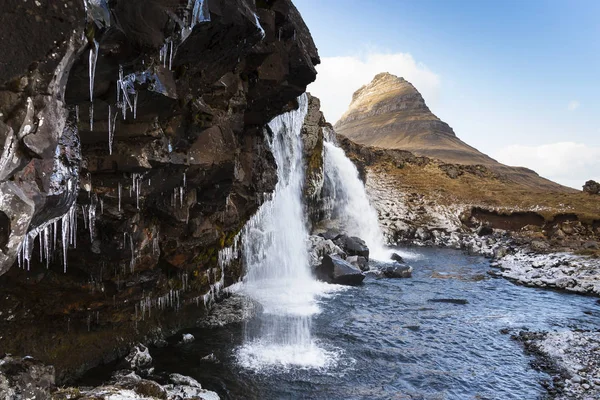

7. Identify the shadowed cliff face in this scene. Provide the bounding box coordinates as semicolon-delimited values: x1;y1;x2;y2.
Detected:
0;0;318;381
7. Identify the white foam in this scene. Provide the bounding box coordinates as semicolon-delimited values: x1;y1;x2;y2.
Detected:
236;340;341;372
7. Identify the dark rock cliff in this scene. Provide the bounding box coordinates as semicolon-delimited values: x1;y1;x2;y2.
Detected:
0;0;318;382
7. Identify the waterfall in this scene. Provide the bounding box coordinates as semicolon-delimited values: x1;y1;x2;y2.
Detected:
236;94;340;371
322;141;390;260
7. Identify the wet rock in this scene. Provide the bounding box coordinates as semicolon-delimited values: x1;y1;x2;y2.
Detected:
125;344;153;371
346;255;369;272
333;235;370;260
381;263;413;278
390;252;405;263
181;334;195;344
199;295;261;328
319;229;342;241
0;355;55;400
308;235;346;266
315;254;365;286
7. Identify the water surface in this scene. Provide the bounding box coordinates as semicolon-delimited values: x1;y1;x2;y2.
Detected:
152;247;600;399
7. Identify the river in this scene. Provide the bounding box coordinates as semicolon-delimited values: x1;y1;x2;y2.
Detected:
148;247;600;400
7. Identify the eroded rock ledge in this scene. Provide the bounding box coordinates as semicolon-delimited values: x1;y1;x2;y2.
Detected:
0;0;318;382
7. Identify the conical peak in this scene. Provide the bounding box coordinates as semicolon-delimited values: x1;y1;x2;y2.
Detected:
350;72;420;107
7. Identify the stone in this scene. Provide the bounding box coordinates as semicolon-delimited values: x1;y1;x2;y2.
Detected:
583;180;600;195
346;255;369;272
181;333;195;344
333;235;370;260
0;355;55;400
390;252;405;263
125;344;153;371
381;263;413;278
314;254;365;286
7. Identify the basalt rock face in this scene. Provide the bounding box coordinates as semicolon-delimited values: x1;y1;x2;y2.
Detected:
0;0;318;382
301;93;330;227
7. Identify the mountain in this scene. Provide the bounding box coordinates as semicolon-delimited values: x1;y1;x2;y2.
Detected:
334;73;572;192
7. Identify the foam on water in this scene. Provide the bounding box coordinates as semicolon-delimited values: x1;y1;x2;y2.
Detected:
236;341;342;372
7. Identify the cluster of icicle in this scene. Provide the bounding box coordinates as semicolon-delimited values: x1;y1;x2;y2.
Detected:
18;204;77;273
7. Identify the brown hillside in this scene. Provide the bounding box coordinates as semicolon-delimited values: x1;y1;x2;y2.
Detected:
334;72;575;193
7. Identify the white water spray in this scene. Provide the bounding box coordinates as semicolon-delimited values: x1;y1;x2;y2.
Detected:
235;94;341;371
322;141;390;260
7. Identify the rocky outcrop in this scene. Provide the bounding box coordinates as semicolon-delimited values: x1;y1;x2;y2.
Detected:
0;0;319;382
583;180;600;195
301;93;330;226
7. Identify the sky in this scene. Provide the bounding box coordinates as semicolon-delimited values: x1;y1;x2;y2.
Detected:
294;0;600;189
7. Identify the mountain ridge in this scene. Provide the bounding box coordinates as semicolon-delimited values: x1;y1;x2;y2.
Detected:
334;72;574;192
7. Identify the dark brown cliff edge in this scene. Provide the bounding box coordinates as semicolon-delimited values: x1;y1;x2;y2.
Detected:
0;0;318;382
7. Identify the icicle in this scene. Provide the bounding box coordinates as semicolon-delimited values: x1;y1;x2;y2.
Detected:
118;182;122;211
108;105;117;154
179;186;184;208
75;105;79;123
183;172;186;187
133;92;138;119
100;197;104;214
89;39;99;103
89;104;94;131
169;40;174;70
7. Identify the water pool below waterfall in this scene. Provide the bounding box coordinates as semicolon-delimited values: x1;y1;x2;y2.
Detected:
149;247;600;399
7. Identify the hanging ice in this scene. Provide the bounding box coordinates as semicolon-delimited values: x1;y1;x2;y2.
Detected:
181;0;211;40
254;13;265;39
89;39;99;103
108;105;117;154
89;39;99;130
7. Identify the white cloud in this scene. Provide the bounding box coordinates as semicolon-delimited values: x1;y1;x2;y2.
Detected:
493;142;600;189
308;52;441;123
568;100;580;111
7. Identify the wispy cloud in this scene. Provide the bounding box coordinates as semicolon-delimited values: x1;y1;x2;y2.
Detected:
567;100;580;111
494;142;600;189
308;52;441;123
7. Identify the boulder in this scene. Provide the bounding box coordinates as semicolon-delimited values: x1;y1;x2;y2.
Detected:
346;255;369;272
315;254;365;286
318;228;342;241
125;344;153;371
334;235;370;259
583;180;600;195
390;252;405;263
381;263;413;278
308;235;346;266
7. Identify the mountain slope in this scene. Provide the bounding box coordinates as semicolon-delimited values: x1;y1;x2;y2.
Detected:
334;72;573;192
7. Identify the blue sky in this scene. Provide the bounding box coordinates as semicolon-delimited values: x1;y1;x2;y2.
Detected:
295;0;600;188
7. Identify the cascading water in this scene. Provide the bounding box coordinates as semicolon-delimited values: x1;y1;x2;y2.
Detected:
322;141;391;260
235;94;341;371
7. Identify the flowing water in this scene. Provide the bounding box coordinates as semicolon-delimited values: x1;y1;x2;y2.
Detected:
151;247;600;399
235;94;341;371
322;141;390;260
